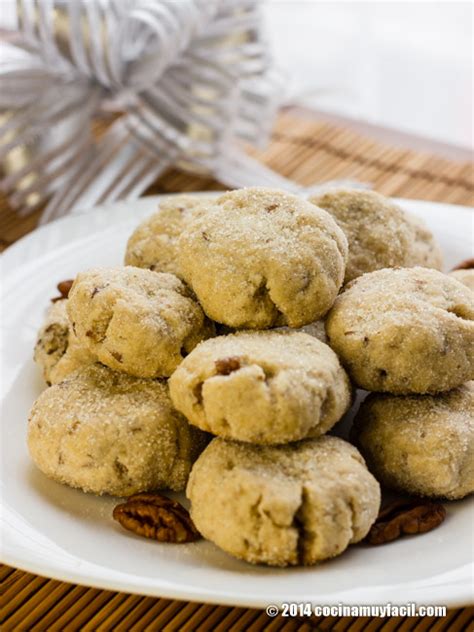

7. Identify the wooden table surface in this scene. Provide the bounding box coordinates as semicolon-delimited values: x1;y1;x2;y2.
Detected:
1;110;473;631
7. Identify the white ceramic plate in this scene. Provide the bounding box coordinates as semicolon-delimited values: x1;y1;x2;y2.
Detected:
1;195;473;608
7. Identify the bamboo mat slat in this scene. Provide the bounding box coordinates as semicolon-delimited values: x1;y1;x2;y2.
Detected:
1;110;473;631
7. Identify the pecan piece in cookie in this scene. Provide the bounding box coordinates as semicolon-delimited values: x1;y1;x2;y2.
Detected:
215;356;242;375
366;499;446;545
113;492;201;543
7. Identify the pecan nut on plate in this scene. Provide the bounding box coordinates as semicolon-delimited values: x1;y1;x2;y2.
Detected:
366;498;446;545
452;258;474;270
113;492;201;543
51;279;75;302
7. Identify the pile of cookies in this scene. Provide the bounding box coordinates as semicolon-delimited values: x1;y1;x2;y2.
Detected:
29;187;474;567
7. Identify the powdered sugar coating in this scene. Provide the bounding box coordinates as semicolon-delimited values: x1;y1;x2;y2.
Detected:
187;436;380;566
178;187;348;328
170;330;351;444
124;195;215;276
309;189;443;283
67;267;214;378
28;364;208;496
326;267;474;393
353;383;474;499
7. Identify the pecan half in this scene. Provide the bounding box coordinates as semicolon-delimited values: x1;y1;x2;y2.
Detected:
215;356;242;375
51;279;75;302
366;498;446;545
452;258;474;271
113;492;201;543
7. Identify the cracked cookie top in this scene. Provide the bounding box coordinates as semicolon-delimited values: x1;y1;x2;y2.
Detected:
186;436;380;566
309;189;443;283
169;330;351;444
67;266;214;378
177;187;348;328
353;383;474;499
28;363;209;496
124;195;215;277
326;267;474;394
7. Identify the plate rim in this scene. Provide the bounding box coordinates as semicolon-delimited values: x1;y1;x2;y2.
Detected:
3;539;473;608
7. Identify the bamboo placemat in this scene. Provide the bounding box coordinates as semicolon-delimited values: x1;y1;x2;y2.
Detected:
1;111;473;631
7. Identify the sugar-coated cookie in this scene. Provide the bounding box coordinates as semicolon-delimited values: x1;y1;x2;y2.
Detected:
178;187;348;328
353;383;474;499
169;331;351;444
28;364;209;495
309;189;443;283
326;267;474;393
67;267;214;377
124;195;214;276
186;436;380;566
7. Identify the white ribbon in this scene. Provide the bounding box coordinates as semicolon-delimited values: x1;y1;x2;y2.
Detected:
0;0;364;223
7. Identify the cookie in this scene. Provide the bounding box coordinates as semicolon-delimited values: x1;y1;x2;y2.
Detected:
309;189;443;283
450;269;474;291
352;383;474;499
67;267;214;378
326;267;474;393
169;331;351;444
178;187;348;328
28;364;209;496
34;300;70;384
186;436;380;566
124;195;214;276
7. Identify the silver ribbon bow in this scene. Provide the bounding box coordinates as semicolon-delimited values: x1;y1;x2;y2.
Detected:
1;0;305;222
1;0;365;223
